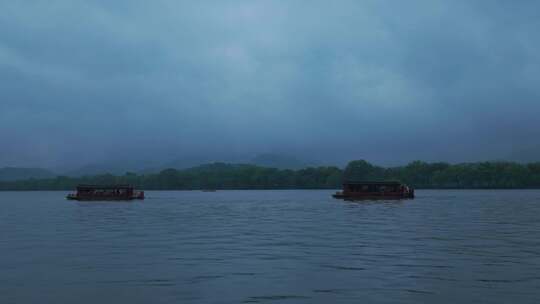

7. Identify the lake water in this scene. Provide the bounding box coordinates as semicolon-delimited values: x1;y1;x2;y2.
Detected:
1;190;540;303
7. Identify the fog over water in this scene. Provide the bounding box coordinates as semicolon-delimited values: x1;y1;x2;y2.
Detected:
1;1;540;170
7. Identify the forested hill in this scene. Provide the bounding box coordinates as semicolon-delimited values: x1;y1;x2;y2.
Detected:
1;160;540;190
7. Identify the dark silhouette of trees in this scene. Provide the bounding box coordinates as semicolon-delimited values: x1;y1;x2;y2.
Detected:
1;160;540;190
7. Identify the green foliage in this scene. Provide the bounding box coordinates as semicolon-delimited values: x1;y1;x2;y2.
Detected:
343;160;383;181
1;160;540;190
343;160;540;189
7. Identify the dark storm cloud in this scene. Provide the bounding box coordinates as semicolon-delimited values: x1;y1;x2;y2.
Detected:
1;0;540;169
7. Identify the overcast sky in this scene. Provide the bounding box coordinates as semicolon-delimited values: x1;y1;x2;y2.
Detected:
1;1;540;169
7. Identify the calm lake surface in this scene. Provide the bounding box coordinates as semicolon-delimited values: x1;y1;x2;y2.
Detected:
1;190;540;303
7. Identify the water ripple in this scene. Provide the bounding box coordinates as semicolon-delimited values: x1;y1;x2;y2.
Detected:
1;190;540;303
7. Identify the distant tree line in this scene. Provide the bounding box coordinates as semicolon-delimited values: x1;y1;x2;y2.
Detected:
1;160;540;190
343;160;540;189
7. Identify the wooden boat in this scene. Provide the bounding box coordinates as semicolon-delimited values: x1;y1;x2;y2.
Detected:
333;181;414;200
66;184;144;201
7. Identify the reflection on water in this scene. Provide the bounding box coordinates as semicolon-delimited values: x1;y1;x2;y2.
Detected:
1;190;540;303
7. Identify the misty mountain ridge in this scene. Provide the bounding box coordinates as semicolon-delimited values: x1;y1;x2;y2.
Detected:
5;149;539;180
63;153;317;176
65;156;244;176
65;162;159;177
249;154;316;169
0;167;56;181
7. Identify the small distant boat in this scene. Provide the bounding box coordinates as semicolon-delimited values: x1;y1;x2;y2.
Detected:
333;181;414;200
67;184;144;201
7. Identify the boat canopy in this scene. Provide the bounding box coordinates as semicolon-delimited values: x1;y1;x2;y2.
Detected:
342;181;406;193
333;180;414;199
68;184;144;201
76;184;134;191
342;181;402;186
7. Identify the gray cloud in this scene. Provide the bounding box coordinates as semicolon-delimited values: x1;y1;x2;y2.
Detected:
1;0;540;169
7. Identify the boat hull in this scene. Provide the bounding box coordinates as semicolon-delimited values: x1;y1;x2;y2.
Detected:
332;193;414;200
332;191;414;200
66;194;144;201
66;196;143;201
